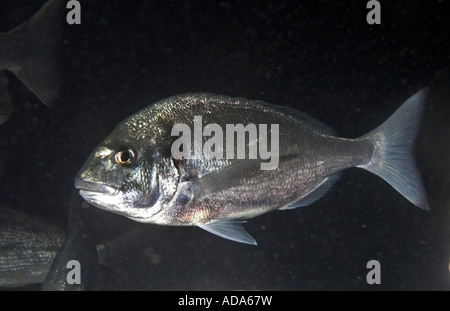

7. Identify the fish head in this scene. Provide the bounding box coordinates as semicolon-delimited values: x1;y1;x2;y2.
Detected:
74;116;179;222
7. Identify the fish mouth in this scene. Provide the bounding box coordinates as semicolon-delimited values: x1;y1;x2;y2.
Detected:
74;177;118;196
74;177;128;213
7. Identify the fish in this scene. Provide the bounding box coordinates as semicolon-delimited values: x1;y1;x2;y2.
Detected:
0;72;13;125
0;208;65;288
42;192;104;291
74;89;429;245
0;0;64;109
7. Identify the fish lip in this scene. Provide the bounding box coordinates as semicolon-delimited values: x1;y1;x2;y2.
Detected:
74;177;118;195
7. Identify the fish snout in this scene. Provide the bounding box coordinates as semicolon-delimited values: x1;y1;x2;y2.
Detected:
74;177;118;195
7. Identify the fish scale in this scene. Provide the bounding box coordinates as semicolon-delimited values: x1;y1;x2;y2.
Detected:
0;208;64;287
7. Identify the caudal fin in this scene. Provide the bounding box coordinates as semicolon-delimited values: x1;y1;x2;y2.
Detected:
359;88;429;210
1;0;64;107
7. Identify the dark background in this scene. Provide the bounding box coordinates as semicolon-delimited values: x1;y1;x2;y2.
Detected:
0;0;449;290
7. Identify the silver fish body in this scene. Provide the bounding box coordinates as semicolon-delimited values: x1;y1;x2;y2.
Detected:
75;90;429;245
0;208;64;288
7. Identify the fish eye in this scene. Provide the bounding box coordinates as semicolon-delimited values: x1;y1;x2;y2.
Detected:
115;148;136;165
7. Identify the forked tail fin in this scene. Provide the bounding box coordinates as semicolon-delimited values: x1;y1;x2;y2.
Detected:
0;0;64;107
359;88;429;210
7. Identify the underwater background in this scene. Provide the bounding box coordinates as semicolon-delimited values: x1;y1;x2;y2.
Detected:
0;0;449;290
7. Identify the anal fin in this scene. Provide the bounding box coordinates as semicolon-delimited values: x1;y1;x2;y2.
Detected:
198;220;257;245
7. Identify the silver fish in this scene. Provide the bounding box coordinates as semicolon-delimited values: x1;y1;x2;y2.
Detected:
0;0;63;108
75;90;429;245
0;208;65;288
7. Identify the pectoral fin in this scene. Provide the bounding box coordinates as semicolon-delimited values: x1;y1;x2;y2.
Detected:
193;159;262;200
198;220;257;245
192;155;296;201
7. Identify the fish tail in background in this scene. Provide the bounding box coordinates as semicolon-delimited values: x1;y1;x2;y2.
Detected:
0;72;13;124
358;88;429;210
41;190;101;291
0;0;64;107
